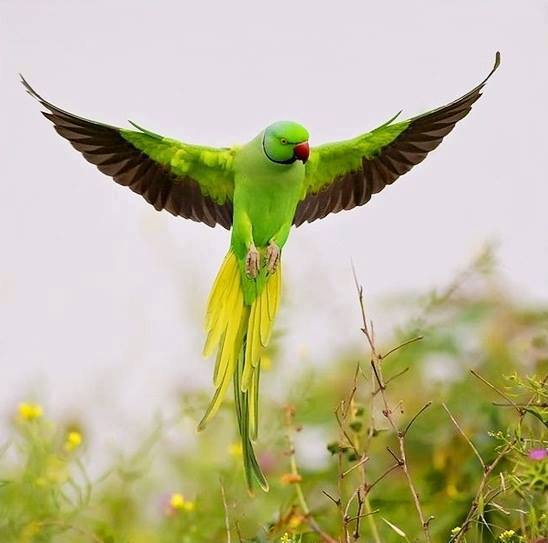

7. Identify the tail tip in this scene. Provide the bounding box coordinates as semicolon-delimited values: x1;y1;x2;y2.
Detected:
196;420;207;432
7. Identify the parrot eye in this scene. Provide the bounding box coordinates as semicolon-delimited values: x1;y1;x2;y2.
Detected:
280;138;287;145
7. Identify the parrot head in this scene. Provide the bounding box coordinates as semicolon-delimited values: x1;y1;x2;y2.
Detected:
262;121;309;164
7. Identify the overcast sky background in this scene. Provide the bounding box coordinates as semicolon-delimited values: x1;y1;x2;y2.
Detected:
1;1;547;446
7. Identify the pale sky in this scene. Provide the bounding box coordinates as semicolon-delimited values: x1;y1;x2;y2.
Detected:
1;0;547;444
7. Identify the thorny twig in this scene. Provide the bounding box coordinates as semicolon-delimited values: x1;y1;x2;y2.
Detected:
330;357;381;542
352;488;365;539
321;271;429;542
382;336;424;360
403;402;433;437
442;402;486;471
353;273;433;543
366;462;403;493
341;454;369;479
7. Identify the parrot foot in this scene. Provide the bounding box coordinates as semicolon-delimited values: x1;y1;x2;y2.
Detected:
245;245;260;279
266;241;280;274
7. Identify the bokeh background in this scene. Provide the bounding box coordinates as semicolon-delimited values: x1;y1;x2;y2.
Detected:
1;0;547;462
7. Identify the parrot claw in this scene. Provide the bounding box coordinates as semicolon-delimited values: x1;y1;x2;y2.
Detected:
245;245;260;279
266;241;280;274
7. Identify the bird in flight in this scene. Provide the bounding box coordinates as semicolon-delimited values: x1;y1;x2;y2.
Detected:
22;52;500;492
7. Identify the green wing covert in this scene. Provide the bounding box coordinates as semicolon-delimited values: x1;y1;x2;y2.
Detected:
22;77;236;229
294;52;500;226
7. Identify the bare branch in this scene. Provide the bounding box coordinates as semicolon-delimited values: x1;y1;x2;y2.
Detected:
353;272;432;543
382;336;424;360
347;509;380;523
470;370;524;415
366;462;402;493
342;455;369;479
373;367;410;396
402;402;432;436
442;403;485;470
322;489;341;507
386;446;402;465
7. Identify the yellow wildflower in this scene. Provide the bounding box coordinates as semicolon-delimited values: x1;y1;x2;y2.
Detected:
18;402;43;421
280;533;292;543
169;493;195;513
498;530;517;542
170;493;185;510
228;442;243;457
450;526;461;537
64;431;82;452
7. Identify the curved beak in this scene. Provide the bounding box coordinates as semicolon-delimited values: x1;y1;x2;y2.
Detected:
293;141;310;163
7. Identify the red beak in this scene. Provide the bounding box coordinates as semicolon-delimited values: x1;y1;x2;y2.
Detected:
293;141;310;163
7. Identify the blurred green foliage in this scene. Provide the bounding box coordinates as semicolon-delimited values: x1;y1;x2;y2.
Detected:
0;250;546;543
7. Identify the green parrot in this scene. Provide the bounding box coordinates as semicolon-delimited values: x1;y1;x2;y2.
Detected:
21;52;499;492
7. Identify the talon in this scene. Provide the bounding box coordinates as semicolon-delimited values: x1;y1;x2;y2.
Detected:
266;241;280;274
245;245;260;279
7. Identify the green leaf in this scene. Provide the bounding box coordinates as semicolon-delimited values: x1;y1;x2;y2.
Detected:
382;517;408;539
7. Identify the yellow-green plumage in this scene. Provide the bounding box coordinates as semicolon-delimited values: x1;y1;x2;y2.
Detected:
199;250;281;490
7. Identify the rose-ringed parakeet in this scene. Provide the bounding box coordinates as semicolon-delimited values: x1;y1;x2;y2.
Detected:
21;52;500;492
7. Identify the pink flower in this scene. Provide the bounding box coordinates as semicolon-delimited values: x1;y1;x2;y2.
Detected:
528;448;548;461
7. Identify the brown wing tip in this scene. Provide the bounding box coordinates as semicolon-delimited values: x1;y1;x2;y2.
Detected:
19;74;59;117
20;74;43;103
494;51;501;71
487;51;501;82
476;51;501;90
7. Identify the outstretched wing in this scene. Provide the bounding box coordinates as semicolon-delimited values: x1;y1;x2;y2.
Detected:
22;77;235;229
294;53;500;226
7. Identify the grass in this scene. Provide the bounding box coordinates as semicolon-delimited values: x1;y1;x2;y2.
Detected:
0;250;546;542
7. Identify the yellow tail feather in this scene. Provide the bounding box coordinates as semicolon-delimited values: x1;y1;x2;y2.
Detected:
199;250;282;491
203;256;240;358
204;252;237;330
197;359;232;431
241;267;280;391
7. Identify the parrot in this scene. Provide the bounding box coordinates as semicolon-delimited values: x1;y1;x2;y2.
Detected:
21;52;500;492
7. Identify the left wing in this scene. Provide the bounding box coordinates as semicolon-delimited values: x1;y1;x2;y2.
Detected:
294;53;500;226
22;76;236;229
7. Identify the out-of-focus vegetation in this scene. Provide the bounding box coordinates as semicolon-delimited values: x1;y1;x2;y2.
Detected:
1;249;546;543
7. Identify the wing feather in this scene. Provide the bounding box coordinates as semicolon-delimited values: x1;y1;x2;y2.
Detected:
294;53;500;226
22;77;235;229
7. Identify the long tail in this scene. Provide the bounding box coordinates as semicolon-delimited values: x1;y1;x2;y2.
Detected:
198;250;281;492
